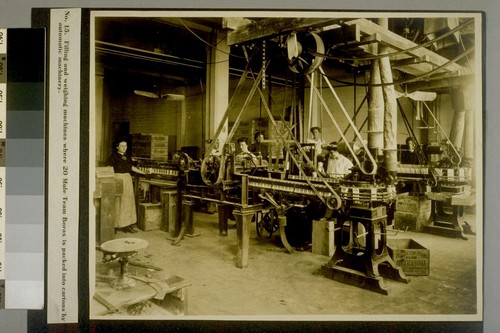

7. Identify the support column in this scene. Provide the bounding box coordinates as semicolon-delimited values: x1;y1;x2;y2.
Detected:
367;54;384;158
378;19;398;181
206;30;229;146
449;87;466;151
464;99;474;160
178;86;187;148
308;72;322;130
233;209;254;268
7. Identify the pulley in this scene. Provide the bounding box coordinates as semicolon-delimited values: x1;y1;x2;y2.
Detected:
200;154;223;186
286;31;325;75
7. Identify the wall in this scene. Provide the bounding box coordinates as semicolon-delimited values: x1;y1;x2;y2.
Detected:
98;67;457;161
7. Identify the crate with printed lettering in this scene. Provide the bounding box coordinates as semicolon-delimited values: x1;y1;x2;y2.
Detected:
387;238;430;276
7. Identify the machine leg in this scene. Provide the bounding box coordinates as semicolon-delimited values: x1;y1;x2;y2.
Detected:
422;200;467;240
321;206;408;295
218;204;229;236
233;209;254;268
278;214;295;254
171;200;195;246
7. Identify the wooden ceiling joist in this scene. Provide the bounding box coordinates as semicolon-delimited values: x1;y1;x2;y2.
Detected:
406;73;474;92
343;18;470;76
155;17;216;33
226;17;342;46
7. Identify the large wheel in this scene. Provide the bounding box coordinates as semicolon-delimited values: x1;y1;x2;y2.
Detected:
256;209;279;239
176;152;191;171
200;154;223;185
286;31;325;75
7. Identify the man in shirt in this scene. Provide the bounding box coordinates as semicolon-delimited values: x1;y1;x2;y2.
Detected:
319;141;353;178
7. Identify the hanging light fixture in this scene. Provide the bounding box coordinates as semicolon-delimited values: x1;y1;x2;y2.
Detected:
133;89;185;101
394;89;437;102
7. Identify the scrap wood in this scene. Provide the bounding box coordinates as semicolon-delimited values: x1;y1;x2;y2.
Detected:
131;275;170;300
129;260;163;271
93;292;120;315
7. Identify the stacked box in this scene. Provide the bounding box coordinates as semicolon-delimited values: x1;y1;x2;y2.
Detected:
312;220;335;256
132;133;168;161
394;193;431;231
396;193;431;212
387;238;430;275
138;203;162;231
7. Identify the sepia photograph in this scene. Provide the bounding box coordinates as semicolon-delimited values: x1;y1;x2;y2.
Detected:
87;10;482;321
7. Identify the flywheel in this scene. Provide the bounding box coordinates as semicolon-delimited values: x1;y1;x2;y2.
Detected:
200;154;223;186
286;31;325;75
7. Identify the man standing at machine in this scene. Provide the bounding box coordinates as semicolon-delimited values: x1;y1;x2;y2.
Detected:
250;130;269;160
319;141;353;178
400;137;421;164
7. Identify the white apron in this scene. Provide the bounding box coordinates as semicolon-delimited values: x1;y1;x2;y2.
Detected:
114;173;137;228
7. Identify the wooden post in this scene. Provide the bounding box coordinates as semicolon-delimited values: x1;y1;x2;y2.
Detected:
206;30;229;146
367;52;384;158
240;175;249;207
233;209;253;268
378;18;398;178
308;71;322;130
450;87;466;151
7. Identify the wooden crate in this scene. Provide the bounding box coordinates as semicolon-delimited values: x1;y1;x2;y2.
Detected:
396;193;431;212
138;203;162;231
388;238;430;276
312;220;335;256
131;133;169;161
394;210;431;232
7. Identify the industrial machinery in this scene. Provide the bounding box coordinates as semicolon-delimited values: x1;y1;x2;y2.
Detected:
134;157;184;236
396;97;475;239
175;18;475;294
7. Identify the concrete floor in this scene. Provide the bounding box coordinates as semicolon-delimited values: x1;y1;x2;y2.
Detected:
94;209;480;323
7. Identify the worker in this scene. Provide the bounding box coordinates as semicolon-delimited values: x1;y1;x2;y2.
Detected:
109;138;147;233
208;138;221;156
400;137;420;164
306;126;325;156
250;130;269;160
237;137;255;157
319;141;353;177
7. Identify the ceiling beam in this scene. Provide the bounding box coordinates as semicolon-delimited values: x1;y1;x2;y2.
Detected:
223;17;253;30
226;17;342;46
343;19;470;76
154;17;214;33
406;74;474;91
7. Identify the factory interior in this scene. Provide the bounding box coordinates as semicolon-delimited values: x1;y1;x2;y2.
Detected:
90;13;481;322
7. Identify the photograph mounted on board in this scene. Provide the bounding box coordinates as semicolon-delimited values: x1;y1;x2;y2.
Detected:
87;10;482;321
